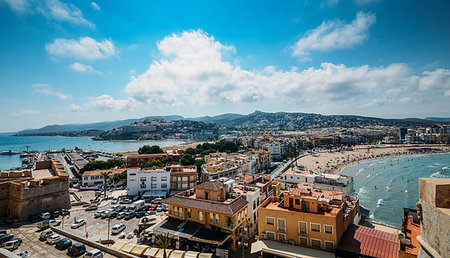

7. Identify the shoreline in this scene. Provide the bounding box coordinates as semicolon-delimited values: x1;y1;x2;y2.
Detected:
291;144;450;175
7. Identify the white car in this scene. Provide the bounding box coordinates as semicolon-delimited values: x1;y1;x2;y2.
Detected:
46;235;61;244
71;219;86;229
111;223;126;234
49;220;61;226
41;212;50;220
111;197;119;204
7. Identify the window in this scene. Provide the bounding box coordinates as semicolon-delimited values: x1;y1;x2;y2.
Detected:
324;225;333;234
299;237;308;246
173;177;177;182
210;213;214;223
174;207;178;216
199;211;203;222
151;184;157;188
278;233;286;242
130;173;136;176
325;241;334;250
140;184;147;189
140;177;146;181
277;218;286;232
189;183;194;187
182;176;188;181
190;176;195;181
311;239;321;248
187;209;191;218
266;217;275;225
253;200;256;210
215;214;220;224
161;184;168;188
310;223;321;232
182;183;188;188
266;231;275;240
299;221;307;235
179;208;183;217
151;176;157;181
295;199;300;205
161;177;167;181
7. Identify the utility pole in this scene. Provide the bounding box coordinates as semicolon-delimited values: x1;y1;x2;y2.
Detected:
107;217;111;243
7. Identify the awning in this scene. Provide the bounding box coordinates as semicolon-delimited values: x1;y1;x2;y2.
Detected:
131;244;149;256
153;218;230;246
184;251;200;258
250;240;334;258
155;249;173;258
111;240;127;251
169;250;186;258
198;254;213;258
143;247;160;257
121;243;137;253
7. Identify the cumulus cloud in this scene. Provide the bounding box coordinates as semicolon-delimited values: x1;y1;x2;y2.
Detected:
46;37;115;60
1;0;94;27
10;109;40;117
67;103;84;112
291;12;376;58
91;2;100;11
32;83;69;100
69;62;100;74
76;30;449;114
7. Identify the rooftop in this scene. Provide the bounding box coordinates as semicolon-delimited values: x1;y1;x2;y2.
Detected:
83;168;127;177
196;181;224;191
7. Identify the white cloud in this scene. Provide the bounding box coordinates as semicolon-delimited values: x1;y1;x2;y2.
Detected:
91;2;100;11
32;83;69;100
2;0;94;27
46;37;115;60
83;95;138;112
291;12;376;58
69;62;100;74
67;103;84;112
418;69;450;92
10;109;40;117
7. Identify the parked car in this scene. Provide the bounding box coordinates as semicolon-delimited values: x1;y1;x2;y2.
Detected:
108;211;118;219
0;230;7;235
71;219;86;229
85;204;98;211
111;197;119;204
15;250;28;258
41;212;51;220
49;220;61;227
156;207;163;212
0;234;15;245
37;220;50;230
145;211;156;216
94;211;104;218
83;248;103;258
132;195;139;201
123;207;130;212
111;223;126;234
68;242;86;256
61;209;70;216
135;211;145;218
39;229;52;240
124;211;135;220
115;206;125;212
119;198;132;204
29;215;40;223
1;238;22;250
52;211;60;218
100;212;109;219
127;232;134;239
46;235;61;244
116;212;126;219
56;238;72;249
152;198;163;204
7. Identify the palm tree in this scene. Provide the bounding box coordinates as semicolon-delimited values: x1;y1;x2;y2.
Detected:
101;171;111;197
155;233;172;258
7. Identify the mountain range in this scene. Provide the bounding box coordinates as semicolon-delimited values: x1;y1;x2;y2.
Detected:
15;112;446;135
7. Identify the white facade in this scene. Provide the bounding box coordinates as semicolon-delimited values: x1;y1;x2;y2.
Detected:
127;168;171;196
233;185;260;237
264;143;284;159
82;175;104;187
283;172;354;195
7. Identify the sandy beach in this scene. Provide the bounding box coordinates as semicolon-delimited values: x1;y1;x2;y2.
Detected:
291;145;450;174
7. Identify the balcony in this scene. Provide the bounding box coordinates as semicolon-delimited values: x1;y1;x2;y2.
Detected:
225;222;237;230
299;231;308;237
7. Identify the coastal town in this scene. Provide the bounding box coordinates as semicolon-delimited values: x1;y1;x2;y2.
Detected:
0;123;449;258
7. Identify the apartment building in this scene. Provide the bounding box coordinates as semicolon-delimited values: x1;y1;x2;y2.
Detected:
166;165;197;191
258;188;360;252
81;168;127;187
126;149;184;167
126;167;170;198
281;171;354;195
233;184;260;237
159;181;248;251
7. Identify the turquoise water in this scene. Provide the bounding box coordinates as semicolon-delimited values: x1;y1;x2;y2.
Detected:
0;133;185;170
340;152;450;227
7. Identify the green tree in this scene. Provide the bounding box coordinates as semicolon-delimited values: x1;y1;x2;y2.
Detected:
101;171;111;197
185;147;197;155
195;158;205;181
138;145;164;154
144;159;165;168
161;156;173;166
181;154;195;165
155;233;173;258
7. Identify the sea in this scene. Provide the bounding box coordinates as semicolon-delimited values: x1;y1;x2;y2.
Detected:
0;133;185;170
340;152;450;227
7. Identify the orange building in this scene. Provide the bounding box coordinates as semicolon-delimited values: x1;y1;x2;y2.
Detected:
258;188;360;251
166;165;197;191
160;181;248;251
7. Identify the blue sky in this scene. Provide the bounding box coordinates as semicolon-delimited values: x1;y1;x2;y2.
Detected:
0;0;449;132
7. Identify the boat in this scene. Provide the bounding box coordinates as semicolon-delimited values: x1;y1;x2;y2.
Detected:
0;150;17;155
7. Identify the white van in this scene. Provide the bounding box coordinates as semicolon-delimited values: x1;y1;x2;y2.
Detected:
39;229;53;240
111;223;126;234
132;200;145;210
83;249;103;258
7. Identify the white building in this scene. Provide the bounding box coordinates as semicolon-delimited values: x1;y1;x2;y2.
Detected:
263;143;284;160
233;184;261;237
282;171;354;195
81;168;127;188
127;167;171;197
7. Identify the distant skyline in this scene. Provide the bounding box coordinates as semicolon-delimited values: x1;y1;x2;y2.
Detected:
0;0;449;132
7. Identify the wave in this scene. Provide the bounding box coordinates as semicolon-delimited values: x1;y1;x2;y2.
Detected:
376;199;384;208
355;167;364;176
368;163;375;168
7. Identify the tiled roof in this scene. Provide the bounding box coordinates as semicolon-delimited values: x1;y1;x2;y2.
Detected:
163;195;248;215
196;181;224;191
337;224;400;258
83;168;127;177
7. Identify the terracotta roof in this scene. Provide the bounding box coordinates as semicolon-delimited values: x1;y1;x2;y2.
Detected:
83;168;127;177
127;153;167;159
337;224;400;258
163;195;248;215
196;181;224;191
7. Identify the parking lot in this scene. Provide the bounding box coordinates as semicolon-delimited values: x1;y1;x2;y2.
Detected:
2;196;167;257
